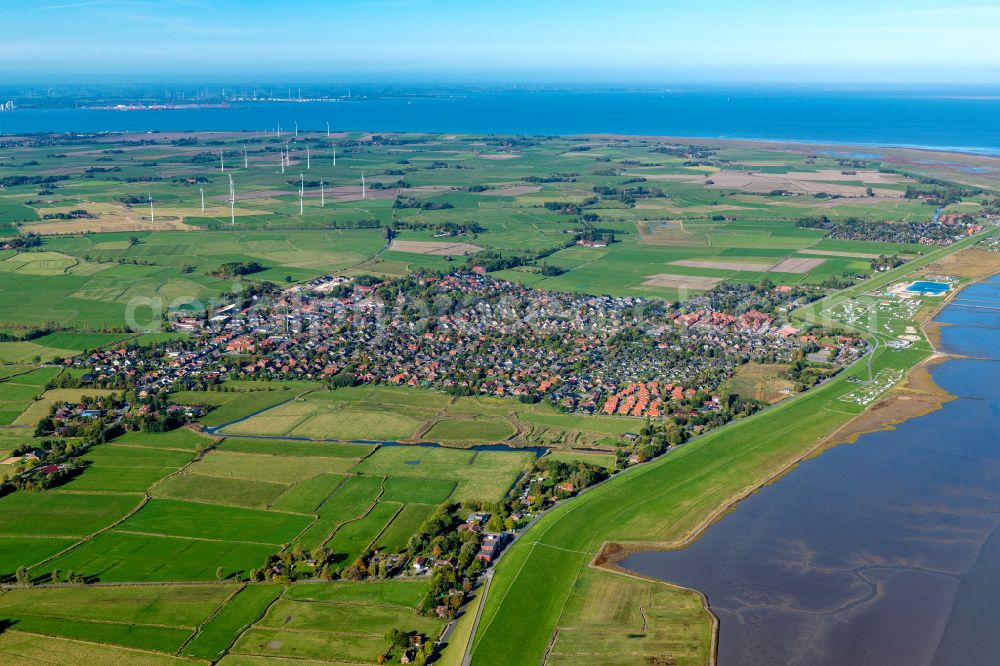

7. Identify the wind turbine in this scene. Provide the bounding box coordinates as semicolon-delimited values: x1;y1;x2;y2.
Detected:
306;146;311;170
200;186;205;212
280;147;286;174
229;174;236;225
326;121;330;138
219;149;224;172
299;173;304;215
243;145;248;169
294;121;298;138
361;172;366;199
149;195;155;223
332;142;336;167
320;180;325;207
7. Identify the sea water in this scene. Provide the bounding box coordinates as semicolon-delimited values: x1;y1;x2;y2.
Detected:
4;87;1000;154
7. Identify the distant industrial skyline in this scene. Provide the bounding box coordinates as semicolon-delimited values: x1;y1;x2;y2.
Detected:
2;0;1000;83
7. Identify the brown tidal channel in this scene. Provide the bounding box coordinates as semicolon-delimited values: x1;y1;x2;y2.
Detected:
623;279;1000;665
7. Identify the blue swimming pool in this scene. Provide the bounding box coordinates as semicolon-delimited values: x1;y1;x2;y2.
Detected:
906;280;950;296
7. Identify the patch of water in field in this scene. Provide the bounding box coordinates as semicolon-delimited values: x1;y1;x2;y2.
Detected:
623;279;1000;665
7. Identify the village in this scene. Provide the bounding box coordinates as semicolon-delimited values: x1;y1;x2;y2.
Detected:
72;271;865;420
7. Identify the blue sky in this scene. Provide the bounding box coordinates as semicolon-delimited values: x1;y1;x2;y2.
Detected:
2;0;1000;82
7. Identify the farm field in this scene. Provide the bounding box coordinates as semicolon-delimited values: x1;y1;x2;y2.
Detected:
32;530;278;582
182;584;284;661
230;580;445;663
218;383;651;449
11;386;119;426
171;387;313;429
0;365;71;424
62;443;195;492
0;630;204;665
111;427;216;450
353;446;533;503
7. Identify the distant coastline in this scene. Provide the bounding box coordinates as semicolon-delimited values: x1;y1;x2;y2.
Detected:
4;88;1000;155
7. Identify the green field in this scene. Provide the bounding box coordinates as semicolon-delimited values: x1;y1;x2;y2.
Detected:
185;449;357;483
294;475;385;550
182;584;284;660
223;398;426;441
119;498;312;544
63;444;194;492
216;437;374;458
0;491;142;539
325;500;403;563
224;384;644;449
270;473;346;513
35;531;277;582
0;584;233;653
151;473;290;508
231;580;445;663
172;388;310;428
380;476;457;504
0;630;202;665
111;428;216;450
424;418;517;442
376;502;438;552
353;446;533;502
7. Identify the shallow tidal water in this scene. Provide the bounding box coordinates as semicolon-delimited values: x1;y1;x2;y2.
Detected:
624;278;1000;665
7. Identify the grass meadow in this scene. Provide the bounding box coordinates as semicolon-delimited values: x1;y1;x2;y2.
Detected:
230;580;444;663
